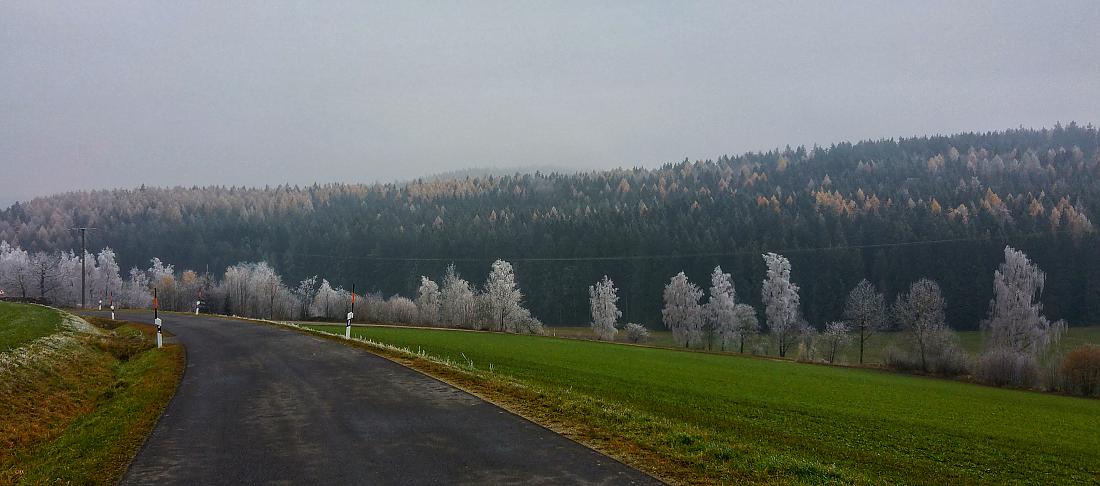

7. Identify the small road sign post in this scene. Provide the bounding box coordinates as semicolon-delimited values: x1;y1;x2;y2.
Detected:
154;288;163;349
346;283;356;339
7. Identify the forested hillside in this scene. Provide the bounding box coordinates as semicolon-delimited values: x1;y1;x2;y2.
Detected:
2;124;1098;329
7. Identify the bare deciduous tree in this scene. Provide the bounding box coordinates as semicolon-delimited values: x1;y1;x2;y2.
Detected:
820;321;852;363
732;304;759;353
893;278;953;372
845;279;886;364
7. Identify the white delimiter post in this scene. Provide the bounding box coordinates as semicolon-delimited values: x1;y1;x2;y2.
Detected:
346;283;356;339
195;300;201;315
110;304;115;320
154;287;163;349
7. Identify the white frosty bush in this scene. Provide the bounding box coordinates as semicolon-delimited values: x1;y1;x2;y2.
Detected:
624;323;650;343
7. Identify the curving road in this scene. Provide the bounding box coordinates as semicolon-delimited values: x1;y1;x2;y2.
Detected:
88;311;659;485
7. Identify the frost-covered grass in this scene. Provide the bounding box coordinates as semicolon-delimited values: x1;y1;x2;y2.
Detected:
0;302;61;352
1;305;184;485
308;323;1100;485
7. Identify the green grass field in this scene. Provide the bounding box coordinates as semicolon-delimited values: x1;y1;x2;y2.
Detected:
548;325;1100;364
0;302;60;352
310;324;1100;485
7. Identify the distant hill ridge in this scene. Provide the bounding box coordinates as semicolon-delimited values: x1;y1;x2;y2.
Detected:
1;124;1098;328
414;165;581;182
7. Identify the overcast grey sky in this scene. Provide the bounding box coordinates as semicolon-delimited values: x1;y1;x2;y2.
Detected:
2;1;1099;205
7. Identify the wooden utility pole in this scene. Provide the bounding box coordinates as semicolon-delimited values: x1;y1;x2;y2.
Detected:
69;227;96;308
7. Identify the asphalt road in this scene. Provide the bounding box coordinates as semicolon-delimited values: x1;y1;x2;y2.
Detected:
88;311;660;485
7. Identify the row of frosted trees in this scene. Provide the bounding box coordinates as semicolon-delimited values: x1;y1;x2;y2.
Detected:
0;241;142;308
0;240;543;333
581;246;1072;390
4;238;1092;393
402;261;544;333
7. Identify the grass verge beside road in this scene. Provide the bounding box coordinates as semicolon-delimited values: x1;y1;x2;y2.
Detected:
0;302;61;352
306;324;1100;485
0;307;184;485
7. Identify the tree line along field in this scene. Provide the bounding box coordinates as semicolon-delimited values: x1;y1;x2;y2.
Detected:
546;325;1100;364
305;323;1099;484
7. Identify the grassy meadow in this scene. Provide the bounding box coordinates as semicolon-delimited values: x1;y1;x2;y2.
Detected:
1;305;184;484
309;323;1099;485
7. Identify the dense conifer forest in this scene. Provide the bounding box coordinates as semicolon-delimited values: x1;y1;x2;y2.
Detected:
2;124;1098;329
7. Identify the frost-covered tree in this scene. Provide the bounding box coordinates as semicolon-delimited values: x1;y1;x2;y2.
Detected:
588;275;620;341
440;264;476;328
845;279;886;364
53;251;83;306
0;242;9;293
310;279;346;319
730;303;760;353
484;259;523;332
624;323;650;343
148;257;178;309
360;292;386;322
893;278;955;372
294;276;319;319
506;305;543;334
662;271;704;348
983;246;1066;356
0;241;32;298
706;266;737;350
93;248;123;305
820;321;852;363
384;295;419;323
762;252;802;357
30;251;62;301
123;267;152;308
977;247;1067;387
256;264;282;318
416;276;442;325
177;270;200;311
215;261;297;318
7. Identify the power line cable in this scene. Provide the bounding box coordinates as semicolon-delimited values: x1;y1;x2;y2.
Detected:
145;229;1078;264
